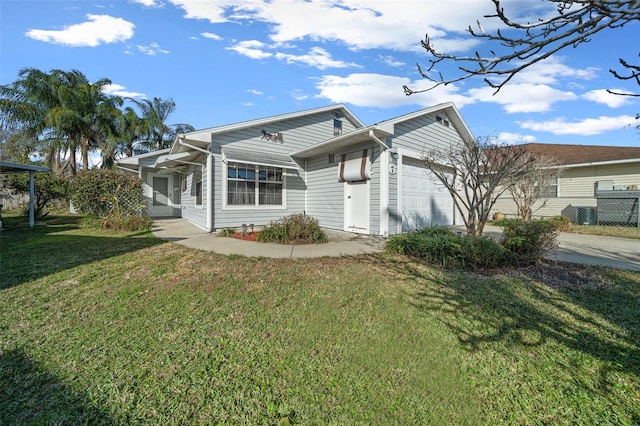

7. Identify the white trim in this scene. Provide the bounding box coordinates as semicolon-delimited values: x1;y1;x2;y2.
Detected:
206;152;213;231
560;158;640;169
221;161;288;211
222;147;299;170
380;149;389;237
396;153;403;234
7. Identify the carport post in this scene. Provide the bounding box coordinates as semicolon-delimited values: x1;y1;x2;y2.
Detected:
29;171;35;227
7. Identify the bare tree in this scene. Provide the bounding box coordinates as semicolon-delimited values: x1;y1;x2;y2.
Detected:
403;0;640;96
508;154;565;221
421;136;535;236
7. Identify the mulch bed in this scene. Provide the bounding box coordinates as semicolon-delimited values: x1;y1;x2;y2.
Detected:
231;231;258;241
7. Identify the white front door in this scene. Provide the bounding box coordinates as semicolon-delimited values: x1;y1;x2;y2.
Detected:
148;173;174;217
344;180;369;234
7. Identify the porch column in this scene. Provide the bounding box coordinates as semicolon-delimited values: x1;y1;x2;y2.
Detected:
29;171;35;227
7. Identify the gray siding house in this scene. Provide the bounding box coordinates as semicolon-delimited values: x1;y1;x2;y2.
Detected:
117;103;472;235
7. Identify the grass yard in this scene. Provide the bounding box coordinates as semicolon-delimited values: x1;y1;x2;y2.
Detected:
1;214;639;424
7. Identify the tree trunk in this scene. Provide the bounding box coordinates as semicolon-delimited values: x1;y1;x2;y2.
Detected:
69;147;77;176
82;137;90;171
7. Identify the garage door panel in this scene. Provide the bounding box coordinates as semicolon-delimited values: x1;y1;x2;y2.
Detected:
402;158;454;232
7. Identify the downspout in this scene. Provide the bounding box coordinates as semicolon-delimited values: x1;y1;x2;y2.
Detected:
206;151;213;232
369;130;389;236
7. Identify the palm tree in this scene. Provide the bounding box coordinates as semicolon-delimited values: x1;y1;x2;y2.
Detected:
0;68;123;175
128;97;194;152
101;106;145;168
0;68;63;172
52;69;122;172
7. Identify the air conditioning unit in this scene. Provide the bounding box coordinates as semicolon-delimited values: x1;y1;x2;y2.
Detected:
596;180;613;192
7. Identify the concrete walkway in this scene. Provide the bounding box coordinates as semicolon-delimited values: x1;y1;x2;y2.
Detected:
151;218;385;258
152;219;640;271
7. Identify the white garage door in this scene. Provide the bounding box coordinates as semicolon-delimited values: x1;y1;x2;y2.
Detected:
401;157;455;232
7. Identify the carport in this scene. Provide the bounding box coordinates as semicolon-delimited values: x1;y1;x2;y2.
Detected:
0;161;51;227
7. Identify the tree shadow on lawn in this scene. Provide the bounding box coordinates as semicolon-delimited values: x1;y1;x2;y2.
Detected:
0;348;113;425
0;222;165;289
382;257;640;380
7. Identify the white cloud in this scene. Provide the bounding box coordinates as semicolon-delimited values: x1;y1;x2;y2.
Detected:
201;32;222;41
246;89;263;95
275;47;359;70
289;89;308;101
104;84;145;98
378;55;405;67
315;73;473;109
165;0;495;51
583;89;634;108
137;42;170;55
468;84;577;113
168;0;231;23
519;115;637;136
226;40;272;59
25;14;134;47
496;132;537;145
131;0;164;7
513;56;598;85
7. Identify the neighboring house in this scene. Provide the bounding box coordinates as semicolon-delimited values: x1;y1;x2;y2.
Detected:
491;143;640;224
116;103;472;236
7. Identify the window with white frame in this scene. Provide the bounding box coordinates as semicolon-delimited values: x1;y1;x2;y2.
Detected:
227;162;283;206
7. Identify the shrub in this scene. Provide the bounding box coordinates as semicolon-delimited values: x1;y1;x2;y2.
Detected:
217;227;236;237
69;169;144;218
257;214;327;244
458;235;506;269
498;218;558;265
385;226;505;269
80;214;152;232
550;215;571;232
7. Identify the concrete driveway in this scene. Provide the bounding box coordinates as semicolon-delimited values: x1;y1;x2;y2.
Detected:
550;232;639;271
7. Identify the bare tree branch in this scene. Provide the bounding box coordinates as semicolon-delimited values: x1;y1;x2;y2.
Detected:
421;136;536;236
405;0;640;96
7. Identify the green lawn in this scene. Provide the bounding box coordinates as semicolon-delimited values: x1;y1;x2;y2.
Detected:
1;215;639;424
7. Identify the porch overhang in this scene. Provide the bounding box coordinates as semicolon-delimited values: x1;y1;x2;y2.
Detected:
222;147;300;170
153;151;200;169
289;124;393;159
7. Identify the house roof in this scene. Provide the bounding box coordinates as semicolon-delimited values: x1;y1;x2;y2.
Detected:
0;161;51;174
116;148;171;171
174;104;363;148
518;143;640;167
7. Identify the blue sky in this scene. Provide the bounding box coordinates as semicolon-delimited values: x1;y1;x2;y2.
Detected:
2;0;639;155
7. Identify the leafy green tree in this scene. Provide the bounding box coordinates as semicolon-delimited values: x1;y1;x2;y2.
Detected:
3;171;68;219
